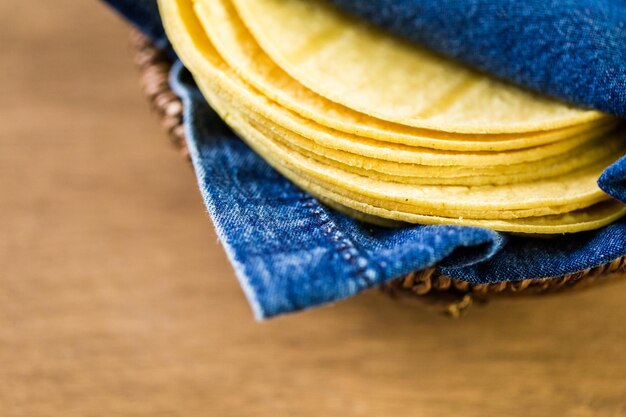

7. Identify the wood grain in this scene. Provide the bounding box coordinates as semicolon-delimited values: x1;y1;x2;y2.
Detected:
0;1;625;416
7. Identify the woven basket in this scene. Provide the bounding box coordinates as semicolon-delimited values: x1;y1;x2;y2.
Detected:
130;30;626;316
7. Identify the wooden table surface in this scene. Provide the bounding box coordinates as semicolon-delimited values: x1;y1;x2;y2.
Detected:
1;1;625;416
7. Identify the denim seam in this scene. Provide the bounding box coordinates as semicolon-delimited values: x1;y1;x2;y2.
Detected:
302;198;380;286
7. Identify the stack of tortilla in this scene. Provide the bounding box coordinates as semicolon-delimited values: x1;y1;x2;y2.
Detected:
158;0;626;233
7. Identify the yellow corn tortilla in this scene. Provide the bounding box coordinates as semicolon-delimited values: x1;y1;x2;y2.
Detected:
207;91;626;231
197;0;611;148
230;0;608;133
158;0;626;232
247;122;624;186
300;184;626;234
158;0;618;168
191;67;619;167
206;89;616;217
203;82;624;184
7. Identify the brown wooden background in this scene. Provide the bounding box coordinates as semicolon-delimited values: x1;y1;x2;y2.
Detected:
1;1;625;416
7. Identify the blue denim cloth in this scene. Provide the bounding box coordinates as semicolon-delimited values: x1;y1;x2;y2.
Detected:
102;0;626;318
330;0;626;117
